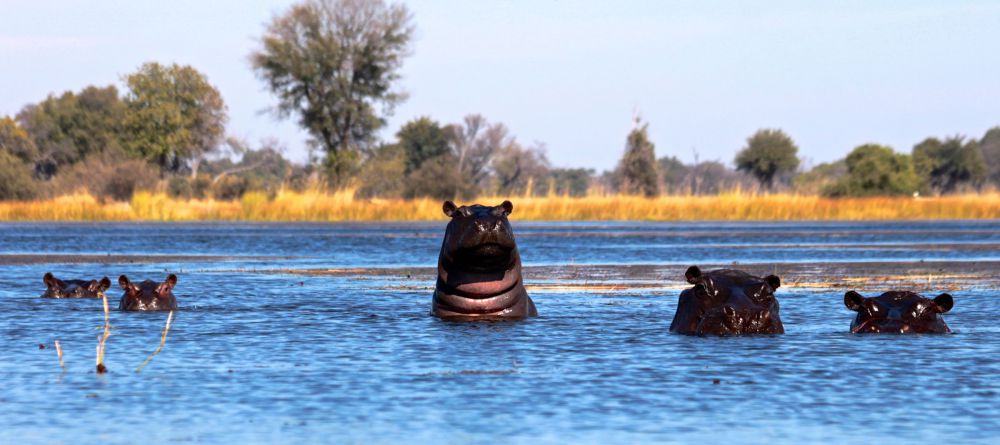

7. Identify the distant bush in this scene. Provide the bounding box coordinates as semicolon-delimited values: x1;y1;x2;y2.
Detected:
212;175;248;200
103;160;159;201
0;150;37;200
823;144;919;197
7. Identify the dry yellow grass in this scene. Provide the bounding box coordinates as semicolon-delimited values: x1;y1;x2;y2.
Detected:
1;189;999;221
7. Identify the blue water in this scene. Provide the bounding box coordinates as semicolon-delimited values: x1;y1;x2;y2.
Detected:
1;221;999;444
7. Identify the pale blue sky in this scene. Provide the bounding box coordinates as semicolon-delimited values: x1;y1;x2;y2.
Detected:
2;0;998;170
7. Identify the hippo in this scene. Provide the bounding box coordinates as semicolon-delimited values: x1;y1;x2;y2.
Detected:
670;266;784;335
41;272;111;298
118;274;178;311
844;290;953;334
432;200;536;319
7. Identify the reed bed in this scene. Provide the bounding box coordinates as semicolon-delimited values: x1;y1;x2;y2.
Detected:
1;190;999;221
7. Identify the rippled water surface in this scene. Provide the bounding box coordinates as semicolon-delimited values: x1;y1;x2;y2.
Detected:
2;221;999;444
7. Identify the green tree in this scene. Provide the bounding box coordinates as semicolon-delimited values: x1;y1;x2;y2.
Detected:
982;127;1000;187
824;144;919;197
792;160;846;195
16;85;125;178
0;151;36;200
250;0;414;187
734;129;800;191
0;116;38;163
912;136;985;194
357;143;407;198
395;117;448;173
546;168;594;197
614;120;659;197
122;62;227;174
657;155;689;194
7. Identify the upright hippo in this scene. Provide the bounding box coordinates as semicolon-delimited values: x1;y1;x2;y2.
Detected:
432;200;536;319
844;290;953;334
670;266;784;335
118;274;178;311
41;272;112;298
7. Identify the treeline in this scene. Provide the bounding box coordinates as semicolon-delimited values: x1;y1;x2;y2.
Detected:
2;0;999;201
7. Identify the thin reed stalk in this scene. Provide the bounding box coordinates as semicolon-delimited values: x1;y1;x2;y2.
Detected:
95;291;111;374
55;340;65;370
135;310;174;373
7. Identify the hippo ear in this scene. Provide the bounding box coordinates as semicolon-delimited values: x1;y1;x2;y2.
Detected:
499;200;513;216
443;201;458;217
764;275;781;291
844;291;865;311
932;293;953;313
684;266;702;284
97;276;112;292
43;272;59;289
157;274;178;295
119;275;132;291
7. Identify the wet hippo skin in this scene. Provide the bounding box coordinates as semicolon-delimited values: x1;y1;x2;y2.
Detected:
41;272;111;298
432;200;537;320
118;274;178;311
670;266;784;335
845;290;953;334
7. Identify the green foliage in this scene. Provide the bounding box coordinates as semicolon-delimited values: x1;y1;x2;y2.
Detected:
912;136;986;194
123;62;227;173
657;155;688;194
792;160;847;195
0;116;39;163
404;154;474;200
0;150;37;200
614;122;659;197
356;144;407;198
250;0;414;187
982;127;1000;188
16;85;125;178
824;144;919;197
395;117;449;173
545;168;594;197
734;129;800;190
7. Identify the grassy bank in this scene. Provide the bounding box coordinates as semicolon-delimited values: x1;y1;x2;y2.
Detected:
0;190;998;221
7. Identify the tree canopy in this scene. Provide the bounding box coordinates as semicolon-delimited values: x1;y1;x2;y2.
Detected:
912;136;985;194
614;121;659;197
122;62;227;174
251;0;414;186
734;129;800;190
824;144;919;197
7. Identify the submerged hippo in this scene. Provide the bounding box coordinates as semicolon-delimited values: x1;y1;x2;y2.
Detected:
41;273;112;298
670;266;784;335
432;200;536;319
844;290;953;334
118;274;178;311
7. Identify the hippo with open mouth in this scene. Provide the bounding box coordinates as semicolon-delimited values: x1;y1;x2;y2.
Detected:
844;290;953;334
670;266;784;335
431;200;536;319
41;272;111;298
118;274;178;311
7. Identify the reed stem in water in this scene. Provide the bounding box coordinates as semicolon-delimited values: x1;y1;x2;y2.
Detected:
54;340;65;370
96;291;111;374
136;310;174;373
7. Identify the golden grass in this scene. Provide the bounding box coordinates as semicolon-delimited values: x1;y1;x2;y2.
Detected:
1;189;999;221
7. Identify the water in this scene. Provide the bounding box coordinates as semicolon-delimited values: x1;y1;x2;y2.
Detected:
1;221;999;444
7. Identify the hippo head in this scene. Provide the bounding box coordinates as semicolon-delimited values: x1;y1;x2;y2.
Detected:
670;266;784;335
845;290;953;334
440;200;517;272
118;274;178;311
42;272;111;298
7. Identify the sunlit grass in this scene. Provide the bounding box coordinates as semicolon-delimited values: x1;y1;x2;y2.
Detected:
1;189;999;221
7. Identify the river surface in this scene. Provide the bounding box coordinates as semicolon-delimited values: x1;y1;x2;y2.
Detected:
1;221;999;444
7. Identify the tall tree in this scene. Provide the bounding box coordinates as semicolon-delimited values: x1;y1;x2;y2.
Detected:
445;114;509;196
394;116;449;173
981;126;1000;188
250;0;414;186
912;136;986;194
734;129;800;191
492;143;550;195
614;119;659;197
16;85;125;178
824;144;919;197
122;62;227;175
